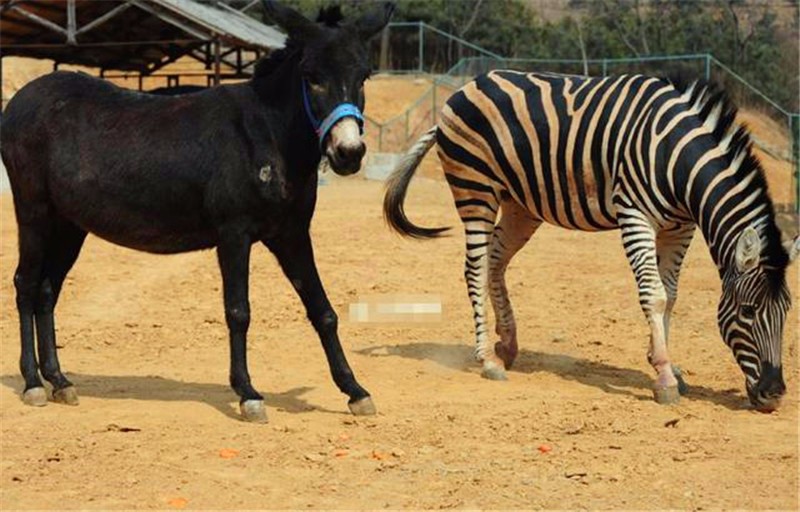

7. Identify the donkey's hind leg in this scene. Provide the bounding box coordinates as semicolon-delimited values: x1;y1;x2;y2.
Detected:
36;219;87;405
489;199;540;370
14;210;50;406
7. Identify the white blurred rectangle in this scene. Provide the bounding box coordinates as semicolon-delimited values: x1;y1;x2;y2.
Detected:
348;294;442;324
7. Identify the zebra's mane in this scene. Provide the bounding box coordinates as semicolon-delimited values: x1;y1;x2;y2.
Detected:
667;75;789;291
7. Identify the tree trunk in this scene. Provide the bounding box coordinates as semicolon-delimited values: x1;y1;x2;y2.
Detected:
379;25;390;71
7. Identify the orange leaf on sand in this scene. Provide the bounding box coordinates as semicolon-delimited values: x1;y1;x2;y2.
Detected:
538;444;552;453
333;449;349;458
219;448;239;459
167;497;188;509
371;449;389;461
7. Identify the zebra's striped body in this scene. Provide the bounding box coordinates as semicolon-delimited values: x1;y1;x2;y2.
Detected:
385;70;798;408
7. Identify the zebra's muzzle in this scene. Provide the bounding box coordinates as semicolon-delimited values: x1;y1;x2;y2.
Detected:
748;362;785;411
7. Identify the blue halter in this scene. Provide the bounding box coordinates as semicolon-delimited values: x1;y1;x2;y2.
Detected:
302;79;364;151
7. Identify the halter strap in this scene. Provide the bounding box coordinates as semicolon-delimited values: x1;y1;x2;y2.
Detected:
302;79;364;151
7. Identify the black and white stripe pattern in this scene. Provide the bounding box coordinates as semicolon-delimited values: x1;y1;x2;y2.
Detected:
384;70;797;406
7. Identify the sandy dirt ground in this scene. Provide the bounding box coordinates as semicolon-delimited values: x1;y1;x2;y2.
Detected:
0;175;798;510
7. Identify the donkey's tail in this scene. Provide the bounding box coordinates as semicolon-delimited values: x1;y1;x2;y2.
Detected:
383;126;450;239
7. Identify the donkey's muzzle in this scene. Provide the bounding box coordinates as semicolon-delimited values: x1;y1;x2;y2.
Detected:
329;142;366;175
326;116;366;175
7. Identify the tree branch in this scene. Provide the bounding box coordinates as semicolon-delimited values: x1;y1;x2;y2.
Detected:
459;0;484;39
601;0;640;57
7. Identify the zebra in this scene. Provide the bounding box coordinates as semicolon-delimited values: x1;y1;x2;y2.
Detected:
383;70;799;409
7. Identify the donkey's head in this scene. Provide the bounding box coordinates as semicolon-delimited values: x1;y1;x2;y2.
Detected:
718;226;799;411
263;1;395;175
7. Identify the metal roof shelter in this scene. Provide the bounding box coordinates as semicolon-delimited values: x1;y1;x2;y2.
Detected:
1;0;286;87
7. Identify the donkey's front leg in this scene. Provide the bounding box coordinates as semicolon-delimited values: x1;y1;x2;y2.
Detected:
217;231;267;423
266;234;374;416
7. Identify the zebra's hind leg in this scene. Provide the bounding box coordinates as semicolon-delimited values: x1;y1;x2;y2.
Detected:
656;223;696;395
458;208;503;379
489;199;541;370
618;209;680;404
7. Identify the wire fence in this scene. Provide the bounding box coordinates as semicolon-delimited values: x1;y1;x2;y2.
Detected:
366;41;799;213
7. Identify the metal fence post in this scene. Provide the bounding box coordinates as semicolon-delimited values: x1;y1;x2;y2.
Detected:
601;59;607;77
704;54;711;81
432;82;437;124
792;114;800;214
418;22;424;73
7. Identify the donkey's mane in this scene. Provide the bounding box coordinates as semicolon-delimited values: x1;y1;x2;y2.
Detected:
253;40;299;80
316;5;344;26
667;75;789;290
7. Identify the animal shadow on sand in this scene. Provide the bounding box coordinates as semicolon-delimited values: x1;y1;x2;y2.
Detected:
357;341;746;411
0;374;341;420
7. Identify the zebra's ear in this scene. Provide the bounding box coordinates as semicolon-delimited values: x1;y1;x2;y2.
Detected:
784;236;800;263
735;226;761;273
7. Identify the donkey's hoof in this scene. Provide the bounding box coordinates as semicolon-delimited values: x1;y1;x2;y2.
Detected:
673;367;689;396
348;396;376;416
22;387;48;407
53;386;79;406
240;400;268;423
481;364;508;381
654;385;681;405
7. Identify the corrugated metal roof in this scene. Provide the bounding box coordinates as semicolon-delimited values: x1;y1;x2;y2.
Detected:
152;0;286;49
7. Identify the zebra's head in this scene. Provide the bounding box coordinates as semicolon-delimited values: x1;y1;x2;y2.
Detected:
718;226;799;411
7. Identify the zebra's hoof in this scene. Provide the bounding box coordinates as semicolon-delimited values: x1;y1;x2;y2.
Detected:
240;400;268;423
494;341;517;370
672;367;689;396
53;386;79;406
481;364;508;381
22;387;48;407
348;396;377;416
653;385;681;405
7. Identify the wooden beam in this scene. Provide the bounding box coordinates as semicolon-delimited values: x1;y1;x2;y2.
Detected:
9;5;68;38
146;43;204;74
75;1;134;36
2;39;206;49
1;14;53;32
0;0;25;14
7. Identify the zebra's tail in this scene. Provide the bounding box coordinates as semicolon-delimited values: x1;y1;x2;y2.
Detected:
383;126;450;239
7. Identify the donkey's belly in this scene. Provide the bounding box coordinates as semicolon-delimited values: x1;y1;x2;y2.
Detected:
50;172;219;254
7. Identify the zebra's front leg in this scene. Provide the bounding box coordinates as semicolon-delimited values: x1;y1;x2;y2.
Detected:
489;200;540;370
618;211;680;404
656;223;696;395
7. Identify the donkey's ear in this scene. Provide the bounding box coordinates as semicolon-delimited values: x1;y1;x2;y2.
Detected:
784;235;800;263
262;0;320;41
355;2;395;41
735;226;762;272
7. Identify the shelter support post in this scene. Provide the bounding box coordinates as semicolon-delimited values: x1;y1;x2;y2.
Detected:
66;0;76;44
214;37;221;86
